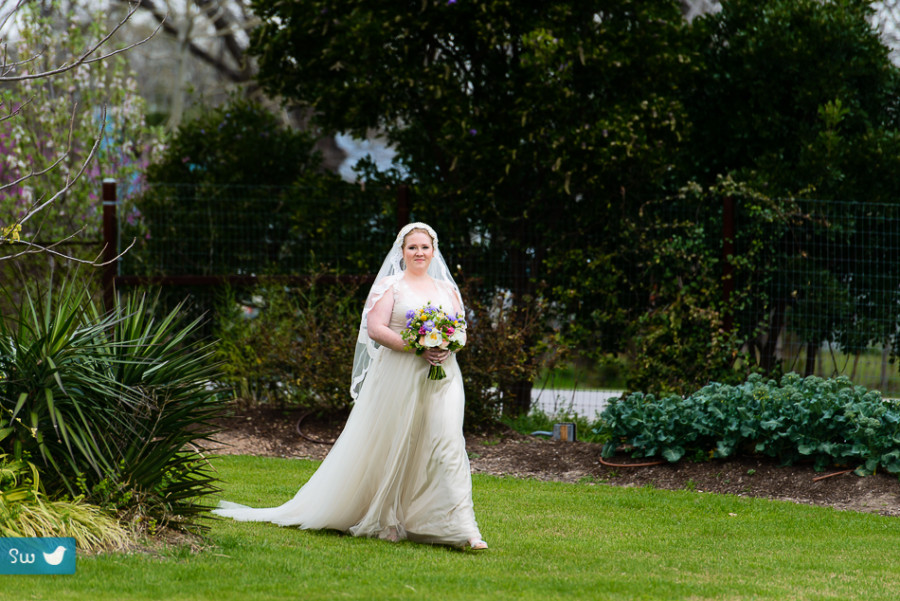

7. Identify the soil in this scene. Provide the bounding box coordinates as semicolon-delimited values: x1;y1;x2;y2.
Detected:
208;406;900;518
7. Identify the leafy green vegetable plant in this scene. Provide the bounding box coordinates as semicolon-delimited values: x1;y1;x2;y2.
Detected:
600;373;900;475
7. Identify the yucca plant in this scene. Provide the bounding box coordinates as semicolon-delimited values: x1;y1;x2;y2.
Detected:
101;292;225;529
0;276;227;532
0;452;130;552
0;281;137;490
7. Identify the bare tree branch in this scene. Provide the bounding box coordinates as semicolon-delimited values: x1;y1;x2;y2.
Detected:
0;2;161;82
18;107;106;227
122;0;252;83
195;0;253;79
1;107;108;263
1;234;136;266
0;95;33;125
0;147;68;194
0;3;156;266
0;0;27;36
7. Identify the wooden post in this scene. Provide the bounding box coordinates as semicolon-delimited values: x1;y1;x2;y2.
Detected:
722;195;735;332
102;179;118;312
397;185;411;230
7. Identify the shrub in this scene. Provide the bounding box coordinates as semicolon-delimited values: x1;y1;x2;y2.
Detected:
214;278;365;414
215;279;555;431
599;373;900;475
124;97;395;279
460;289;559;430
0;277;226;532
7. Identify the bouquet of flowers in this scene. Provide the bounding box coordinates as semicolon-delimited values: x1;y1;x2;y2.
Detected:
401;302;467;380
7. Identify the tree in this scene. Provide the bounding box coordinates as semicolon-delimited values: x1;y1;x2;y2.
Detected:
684;0;900;191
0;0;157;266
128;97;394;277
119;0;256;128
249;0;695;411
117;0;346;170
682;0;900;377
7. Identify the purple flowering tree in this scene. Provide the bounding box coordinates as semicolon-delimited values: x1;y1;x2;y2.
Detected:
0;0;160;263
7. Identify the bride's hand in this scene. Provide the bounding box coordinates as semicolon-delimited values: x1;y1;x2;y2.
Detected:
423;348;450;366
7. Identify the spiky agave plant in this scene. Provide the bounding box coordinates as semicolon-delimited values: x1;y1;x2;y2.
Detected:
0;276;227;533
0;281;137;493
102;292;226;531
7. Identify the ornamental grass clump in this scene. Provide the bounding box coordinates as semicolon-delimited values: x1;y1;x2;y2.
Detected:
0;454;129;552
599;373;900;475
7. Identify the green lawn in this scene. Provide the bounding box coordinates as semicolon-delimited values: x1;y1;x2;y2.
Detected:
8;455;900;601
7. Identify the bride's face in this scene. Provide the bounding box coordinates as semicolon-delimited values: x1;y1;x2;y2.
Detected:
403;231;434;274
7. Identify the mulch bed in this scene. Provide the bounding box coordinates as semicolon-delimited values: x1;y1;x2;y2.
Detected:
208;406;900;517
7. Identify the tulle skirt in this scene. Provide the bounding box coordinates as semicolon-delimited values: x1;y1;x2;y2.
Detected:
213;348;481;547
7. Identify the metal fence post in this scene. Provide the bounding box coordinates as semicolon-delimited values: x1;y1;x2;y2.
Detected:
102;179;118;311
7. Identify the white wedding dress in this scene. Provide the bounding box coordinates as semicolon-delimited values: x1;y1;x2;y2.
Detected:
213;275;482;547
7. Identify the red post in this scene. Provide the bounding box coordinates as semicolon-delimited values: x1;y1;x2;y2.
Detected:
102;179;118;311
722;195;735;332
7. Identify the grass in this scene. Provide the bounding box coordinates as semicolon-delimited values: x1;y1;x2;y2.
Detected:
8;455;900;601
537;360;625;391
502;409;607;443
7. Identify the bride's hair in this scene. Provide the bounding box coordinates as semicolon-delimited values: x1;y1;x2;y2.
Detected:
403;227;434;245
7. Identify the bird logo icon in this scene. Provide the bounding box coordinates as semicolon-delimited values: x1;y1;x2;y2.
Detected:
42;546;67;566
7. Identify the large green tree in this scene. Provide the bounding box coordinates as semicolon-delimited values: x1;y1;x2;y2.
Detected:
249;0;694;409
682;0;900;376
246;0;900;398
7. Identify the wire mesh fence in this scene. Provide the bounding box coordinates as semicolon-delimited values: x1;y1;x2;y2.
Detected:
731;198;900;394
113;183;900;406
119;183;399;276
625;194;900;398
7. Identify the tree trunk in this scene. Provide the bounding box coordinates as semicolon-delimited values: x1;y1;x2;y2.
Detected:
804;340;817;377
504;218;539;416
760;300;786;374
504;381;533;417
850;351;860;380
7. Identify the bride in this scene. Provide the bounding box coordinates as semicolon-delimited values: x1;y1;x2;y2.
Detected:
213;223;488;550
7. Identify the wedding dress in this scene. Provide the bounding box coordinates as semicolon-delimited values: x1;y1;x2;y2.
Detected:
213;273;482;547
